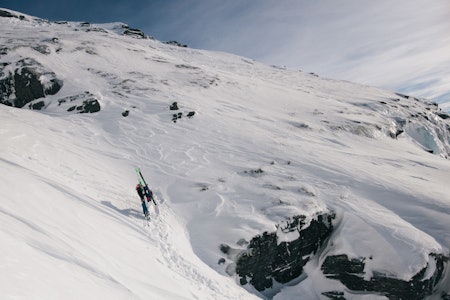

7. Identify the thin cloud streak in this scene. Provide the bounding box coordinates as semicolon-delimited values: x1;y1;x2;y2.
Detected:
139;0;450;105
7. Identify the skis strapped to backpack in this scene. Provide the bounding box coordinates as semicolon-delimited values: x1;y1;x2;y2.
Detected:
135;168;157;206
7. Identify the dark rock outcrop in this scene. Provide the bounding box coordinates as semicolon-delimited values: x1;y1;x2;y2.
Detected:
242;168;264;176
164;41;188;47
322;291;346;300
235;212;335;292
0;58;62;108
28;100;45;110
437;112;449;120
26;91;100;114
86;27;108;34
123;28;147;39
60;92;100;114
168;102;197;123
321;253;447;300
0;9;16;18
32;45;51;55
78;99;100;113
0;9;25;20
172;112;182;123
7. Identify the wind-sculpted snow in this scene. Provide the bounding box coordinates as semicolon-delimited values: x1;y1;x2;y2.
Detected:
1;8;449;299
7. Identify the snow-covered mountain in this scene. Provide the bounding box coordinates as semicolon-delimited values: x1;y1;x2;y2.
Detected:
1;8;449;300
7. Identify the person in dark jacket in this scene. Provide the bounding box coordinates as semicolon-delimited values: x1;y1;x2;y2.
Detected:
143;185;156;205
136;184;149;217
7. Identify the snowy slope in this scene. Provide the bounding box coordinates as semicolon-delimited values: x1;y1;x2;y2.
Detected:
1;9;450;299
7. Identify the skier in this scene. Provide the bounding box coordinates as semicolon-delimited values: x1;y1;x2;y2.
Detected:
136;184;149;218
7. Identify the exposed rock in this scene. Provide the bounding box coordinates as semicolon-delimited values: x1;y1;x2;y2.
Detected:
86;27;108;34
67;99;100;113
164;41;188;47
235;212;335;292
78;99;100;113
28;100;45;110
291;122;310;129
172;112;182;123
122;110;129;117
0;58;62;108
27;91;100;114
175;64;199;70
0;9;24;19
437;112;449;120
243;168;264;176
13;68;47;107
395;92;410;99
322;291;346;300
263;183;282;190
220;243;232;254
0;70;14;106
169;102;194;123
0;9;15;18
321;253;447;300
59;92;100;114
389;129;404;139
123;28;147;39
32;45;51;55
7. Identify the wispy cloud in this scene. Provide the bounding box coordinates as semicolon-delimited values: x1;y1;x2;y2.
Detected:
137;0;450;106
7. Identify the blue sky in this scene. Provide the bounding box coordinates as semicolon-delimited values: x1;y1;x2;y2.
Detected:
2;0;449;108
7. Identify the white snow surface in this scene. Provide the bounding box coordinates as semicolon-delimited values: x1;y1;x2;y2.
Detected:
1;9;450;299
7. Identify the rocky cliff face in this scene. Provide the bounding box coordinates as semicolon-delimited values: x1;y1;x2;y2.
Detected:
219;212;335;294
220;211;448;299
0;57;101;114
235;213;335;291
0;58;62;108
321;253;447;300
0;10;64;109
